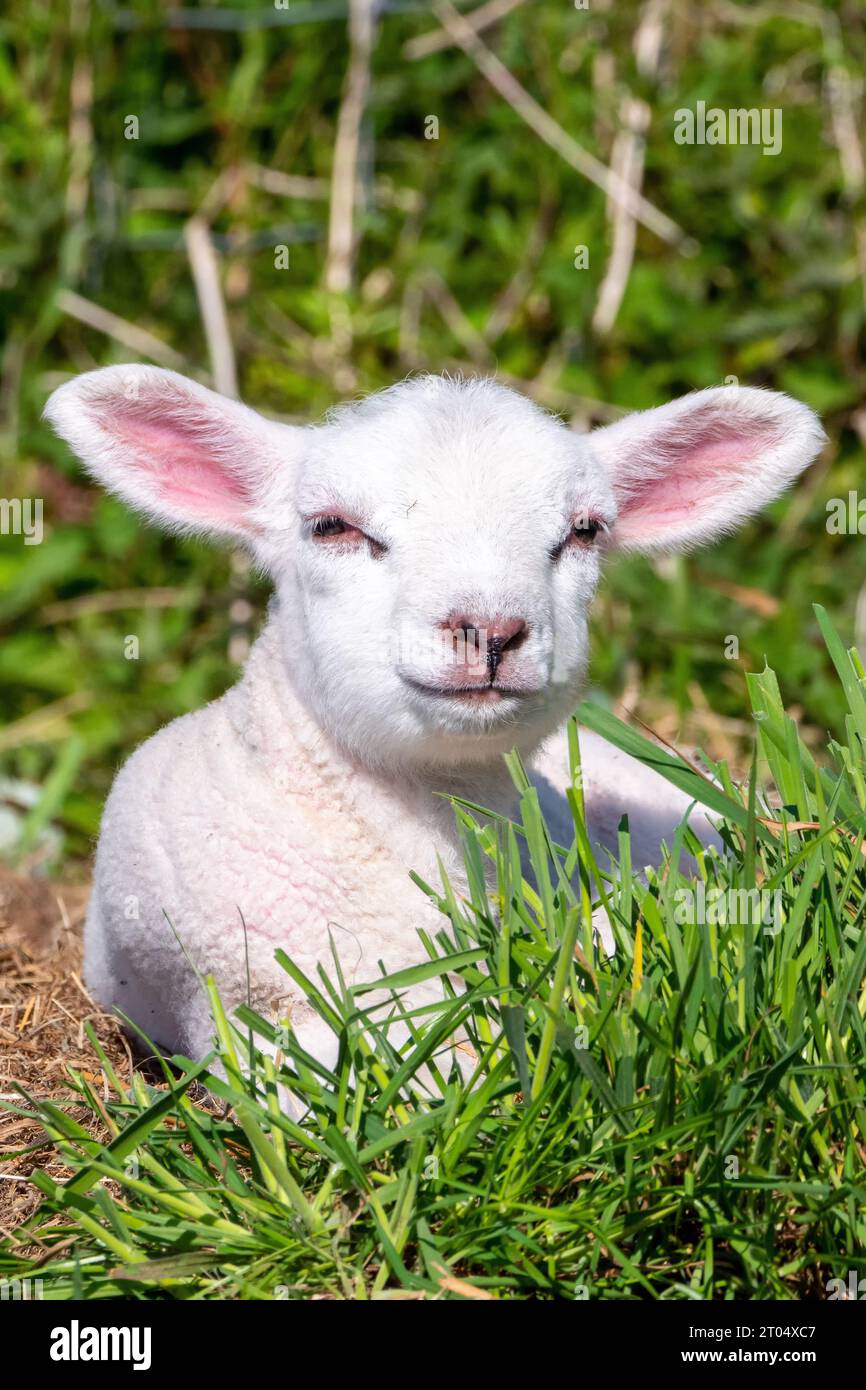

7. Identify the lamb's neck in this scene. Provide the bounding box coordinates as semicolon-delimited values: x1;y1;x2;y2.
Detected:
229;621;520;849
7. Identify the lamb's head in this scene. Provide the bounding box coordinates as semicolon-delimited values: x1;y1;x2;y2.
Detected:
45;367;824;770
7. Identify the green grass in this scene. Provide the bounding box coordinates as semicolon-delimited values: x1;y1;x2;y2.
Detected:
3;606;865;1301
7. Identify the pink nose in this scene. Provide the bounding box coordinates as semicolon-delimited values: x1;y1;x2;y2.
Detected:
441;614;528;681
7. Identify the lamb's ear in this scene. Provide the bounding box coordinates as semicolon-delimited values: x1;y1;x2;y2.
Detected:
590;386;825;553
44;365;297;542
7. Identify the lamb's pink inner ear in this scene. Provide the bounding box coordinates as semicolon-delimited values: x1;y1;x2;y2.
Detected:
105;399;253;526
612;412;782;545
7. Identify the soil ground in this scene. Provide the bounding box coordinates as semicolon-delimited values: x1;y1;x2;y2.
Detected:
0;868;131;1240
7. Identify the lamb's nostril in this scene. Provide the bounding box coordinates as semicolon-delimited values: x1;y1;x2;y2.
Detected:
486;619;528;680
443;615;529;681
488;617;528;651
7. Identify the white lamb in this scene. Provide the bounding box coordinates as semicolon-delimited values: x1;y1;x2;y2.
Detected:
45;368;823;1070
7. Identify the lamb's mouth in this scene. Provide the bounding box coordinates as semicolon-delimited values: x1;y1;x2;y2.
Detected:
402;677;529;703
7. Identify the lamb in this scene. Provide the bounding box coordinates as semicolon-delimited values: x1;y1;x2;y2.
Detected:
45;368;824;1071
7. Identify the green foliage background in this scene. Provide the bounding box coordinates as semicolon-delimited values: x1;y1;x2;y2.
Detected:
1;0;865;863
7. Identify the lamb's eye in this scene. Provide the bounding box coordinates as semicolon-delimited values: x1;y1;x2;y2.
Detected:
311;515;354;540
571;518;602;543
309;514;386;557
551;515;606;559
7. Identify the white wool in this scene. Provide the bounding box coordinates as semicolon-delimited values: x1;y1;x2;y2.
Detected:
44;369;825;1067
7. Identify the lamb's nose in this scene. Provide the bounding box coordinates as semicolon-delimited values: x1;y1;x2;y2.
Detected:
445;615;528;681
